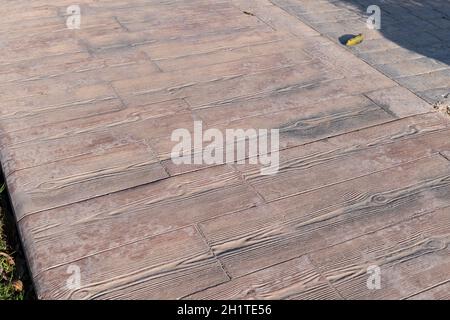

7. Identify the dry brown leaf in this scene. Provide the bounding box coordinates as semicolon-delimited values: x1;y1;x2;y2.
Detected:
0;252;15;266
12;280;23;292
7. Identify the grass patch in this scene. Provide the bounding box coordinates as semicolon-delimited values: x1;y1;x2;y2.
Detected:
0;214;24;299
0;180;29;300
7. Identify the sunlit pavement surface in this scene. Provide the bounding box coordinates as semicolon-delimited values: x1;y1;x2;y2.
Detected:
0;0;449;299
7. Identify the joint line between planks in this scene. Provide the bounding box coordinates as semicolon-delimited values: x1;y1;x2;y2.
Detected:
306;254;346;300
194;223;232;281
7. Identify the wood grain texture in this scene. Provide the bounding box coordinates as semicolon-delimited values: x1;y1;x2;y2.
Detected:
113;52;327;107
200;155;450;277
407;281;450;300
309;206;450;299
0;100;191;175
236;113;450;201
8;141;168;214
34;227;229;299
148;94;394;162
18;165;262;273
186;255;341;300
1;0;449;299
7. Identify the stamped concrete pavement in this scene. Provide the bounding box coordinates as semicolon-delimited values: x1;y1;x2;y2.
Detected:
0;0;449;299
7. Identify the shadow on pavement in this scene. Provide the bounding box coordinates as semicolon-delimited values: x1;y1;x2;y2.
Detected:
336;0;450;65
272;0;450;102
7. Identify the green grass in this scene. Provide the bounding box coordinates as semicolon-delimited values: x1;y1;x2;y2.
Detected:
0;183;24;300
